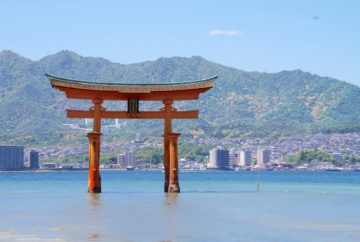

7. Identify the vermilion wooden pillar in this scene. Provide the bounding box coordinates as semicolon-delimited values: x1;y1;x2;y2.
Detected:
163;99;173;192
87;132;101;193
88;99;103;193
168;133;180;193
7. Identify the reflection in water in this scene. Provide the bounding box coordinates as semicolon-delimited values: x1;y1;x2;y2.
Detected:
164;193;178;211
86;194;103;241
163;193;180;240
87;232;101;241
88;193;102;211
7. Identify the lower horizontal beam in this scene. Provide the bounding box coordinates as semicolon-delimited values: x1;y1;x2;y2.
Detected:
66;110;198;119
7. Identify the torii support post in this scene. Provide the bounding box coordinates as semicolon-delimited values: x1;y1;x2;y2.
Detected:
87;132;101;193
168;133;181;193
163;99;173;192
88;99;103;193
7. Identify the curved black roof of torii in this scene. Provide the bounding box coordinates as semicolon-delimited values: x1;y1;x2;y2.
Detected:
46;73;216;101
45;73;217;87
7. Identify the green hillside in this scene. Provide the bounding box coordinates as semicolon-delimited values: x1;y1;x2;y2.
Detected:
0;50;359;145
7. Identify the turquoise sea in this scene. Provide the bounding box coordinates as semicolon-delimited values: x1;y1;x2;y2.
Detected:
0;170;360;242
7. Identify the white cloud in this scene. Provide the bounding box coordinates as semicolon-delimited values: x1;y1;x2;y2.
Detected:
208;30;241;36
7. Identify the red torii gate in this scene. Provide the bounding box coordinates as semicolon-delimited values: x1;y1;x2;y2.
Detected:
47;73;216;193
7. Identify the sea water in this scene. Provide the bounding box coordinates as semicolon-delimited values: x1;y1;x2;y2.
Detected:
0;170;359;242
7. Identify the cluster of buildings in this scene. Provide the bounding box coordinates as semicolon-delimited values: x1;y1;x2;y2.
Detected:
206;145;360;171
208;146;270;170
0;146;39;170
116;150;136;169
3;131;360;171
194;132;360;163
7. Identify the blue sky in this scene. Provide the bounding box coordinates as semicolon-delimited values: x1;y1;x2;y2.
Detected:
1;0;359;85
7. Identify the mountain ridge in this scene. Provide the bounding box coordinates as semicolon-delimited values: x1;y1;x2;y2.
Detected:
2;49;337;81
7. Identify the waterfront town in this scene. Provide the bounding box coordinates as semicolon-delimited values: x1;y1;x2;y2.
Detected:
1;131;360;171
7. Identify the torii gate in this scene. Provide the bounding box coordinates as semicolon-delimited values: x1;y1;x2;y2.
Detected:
47;73;216;193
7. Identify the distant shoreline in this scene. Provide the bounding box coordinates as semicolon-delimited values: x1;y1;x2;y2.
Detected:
1;168;360;173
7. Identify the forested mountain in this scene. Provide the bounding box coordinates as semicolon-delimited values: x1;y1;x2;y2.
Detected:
1;50;359;145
